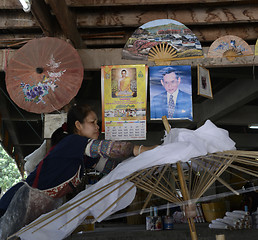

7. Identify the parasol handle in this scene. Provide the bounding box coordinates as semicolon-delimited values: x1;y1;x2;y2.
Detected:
161;115;198;240
162;116;171;133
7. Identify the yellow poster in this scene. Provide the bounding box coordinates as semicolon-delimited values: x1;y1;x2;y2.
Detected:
101;64;147;140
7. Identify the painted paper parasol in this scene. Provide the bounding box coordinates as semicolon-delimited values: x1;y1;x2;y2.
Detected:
5;37;84;113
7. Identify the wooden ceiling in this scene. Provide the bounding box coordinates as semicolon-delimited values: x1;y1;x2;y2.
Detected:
0;0;258;175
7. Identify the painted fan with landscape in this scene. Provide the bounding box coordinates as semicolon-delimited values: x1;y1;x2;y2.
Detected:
122;19;203;64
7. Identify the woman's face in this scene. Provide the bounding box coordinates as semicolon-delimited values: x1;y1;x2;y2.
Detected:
75;111;99;139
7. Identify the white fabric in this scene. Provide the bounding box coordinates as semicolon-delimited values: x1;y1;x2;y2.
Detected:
24;140;47;174
94;157;109;172
85;139;93;156
18;120;235;240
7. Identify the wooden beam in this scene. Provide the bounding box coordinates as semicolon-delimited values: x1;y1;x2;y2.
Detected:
76;5;258;27
66;0;253;7
191;24;258;42
47;0;85;48
31;0;60;36
0;12;39;29
82;23;257;45
229;133;258;150
0;0;22;9
215;106;258;125
1;47;257;71
196;78;258;124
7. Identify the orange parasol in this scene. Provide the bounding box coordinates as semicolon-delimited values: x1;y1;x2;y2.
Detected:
5;37;84;113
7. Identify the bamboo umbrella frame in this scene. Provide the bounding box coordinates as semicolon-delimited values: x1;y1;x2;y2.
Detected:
10;122;258;240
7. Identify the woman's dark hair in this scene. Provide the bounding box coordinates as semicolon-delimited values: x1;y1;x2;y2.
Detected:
67;104;94;134
50;104;93;146
51;127;68;146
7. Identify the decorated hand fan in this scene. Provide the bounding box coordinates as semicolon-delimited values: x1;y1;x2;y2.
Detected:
208;35;253;61
255;39;258;56
122;19;203;62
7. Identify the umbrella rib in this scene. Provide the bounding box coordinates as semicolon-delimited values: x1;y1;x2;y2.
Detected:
224;168;250;182
196;157;235;198
188;162;193;197
13;179;122;236
16;168;147;236
162;165;183;201
193;157;228;198
139;165;170;214
133;167;182;204
228;164;258;178
197;157;231;198
191;156;214;198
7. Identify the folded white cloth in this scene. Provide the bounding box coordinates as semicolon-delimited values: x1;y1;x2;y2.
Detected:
18;120;236;240
24;140;47;174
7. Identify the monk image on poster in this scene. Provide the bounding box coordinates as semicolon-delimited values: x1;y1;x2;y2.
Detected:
116;69;133;96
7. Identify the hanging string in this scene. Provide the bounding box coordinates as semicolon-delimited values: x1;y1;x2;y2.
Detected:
51;103;61;113
3;48;10;72
0;87;42;141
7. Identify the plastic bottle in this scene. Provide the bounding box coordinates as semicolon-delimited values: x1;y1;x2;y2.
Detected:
153;206;162;230
146;206;154;230
244;205;252;229
251;207;258;229
163;202;173;230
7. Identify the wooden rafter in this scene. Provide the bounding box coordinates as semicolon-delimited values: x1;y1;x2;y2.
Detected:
47;0;85;48
65;0;255;7
76;5;258;27
31;0;61;37
196;78;258;124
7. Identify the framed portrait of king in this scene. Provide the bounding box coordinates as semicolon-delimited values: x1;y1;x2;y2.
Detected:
150;65;193;121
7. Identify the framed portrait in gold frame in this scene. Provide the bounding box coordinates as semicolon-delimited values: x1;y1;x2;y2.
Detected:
197;65;213;99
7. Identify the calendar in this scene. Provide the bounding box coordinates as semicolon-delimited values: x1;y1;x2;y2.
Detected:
101;64;147;140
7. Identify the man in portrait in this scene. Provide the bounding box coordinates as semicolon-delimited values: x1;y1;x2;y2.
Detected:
150;67;192;120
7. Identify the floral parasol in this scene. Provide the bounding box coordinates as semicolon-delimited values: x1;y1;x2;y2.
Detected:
5;37;84;113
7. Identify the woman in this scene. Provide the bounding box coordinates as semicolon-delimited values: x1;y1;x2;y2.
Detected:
0;104;156;239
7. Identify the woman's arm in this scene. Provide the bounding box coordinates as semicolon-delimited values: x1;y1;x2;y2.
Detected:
85;139;157;159
133;145;158;156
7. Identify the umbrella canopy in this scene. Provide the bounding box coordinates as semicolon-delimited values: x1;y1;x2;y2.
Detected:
5;37;84;113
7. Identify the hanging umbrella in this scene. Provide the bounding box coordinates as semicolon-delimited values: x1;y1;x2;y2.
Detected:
5;37;84;113
10;120;258;240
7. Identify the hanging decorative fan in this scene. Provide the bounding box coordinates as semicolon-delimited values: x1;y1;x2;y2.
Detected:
208;35;253;61
255;39;258;56
148;43;177;65
122;19;203;62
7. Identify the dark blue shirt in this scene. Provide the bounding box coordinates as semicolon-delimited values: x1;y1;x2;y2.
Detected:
26;134;88;190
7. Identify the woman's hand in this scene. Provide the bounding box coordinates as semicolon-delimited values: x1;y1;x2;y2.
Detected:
133;145;159;156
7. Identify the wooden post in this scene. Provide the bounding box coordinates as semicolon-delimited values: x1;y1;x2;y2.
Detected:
162;116;198;240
